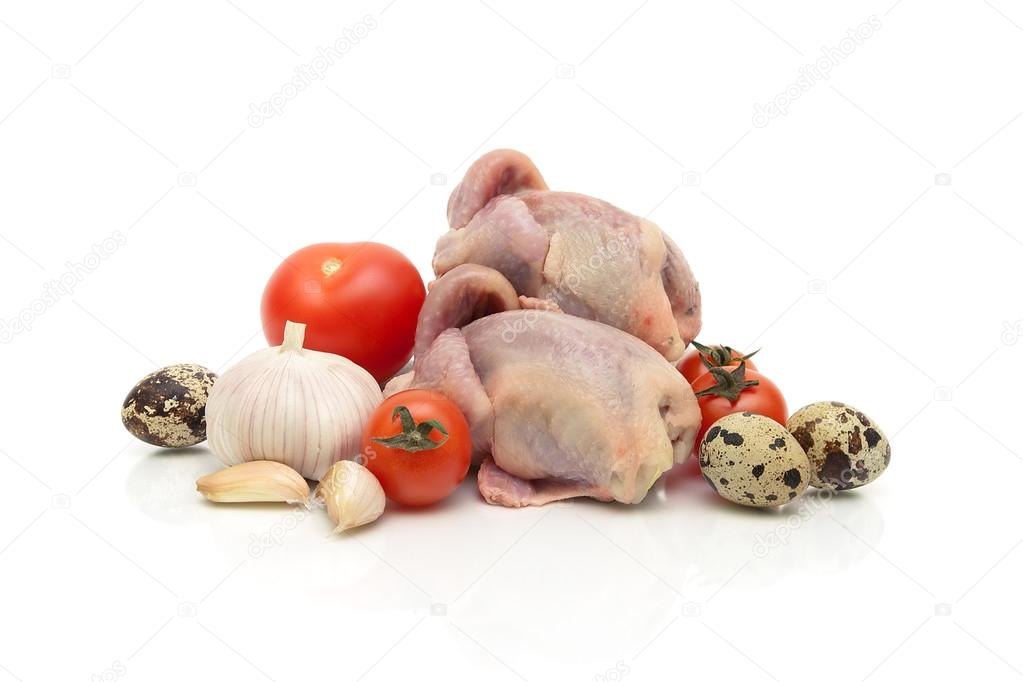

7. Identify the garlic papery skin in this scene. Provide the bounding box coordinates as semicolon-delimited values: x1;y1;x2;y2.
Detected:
316;461;385;532
205;321;383;480
197;460;310;504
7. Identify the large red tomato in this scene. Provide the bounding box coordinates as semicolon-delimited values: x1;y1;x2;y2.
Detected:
261;242;425;383
690;363;787;451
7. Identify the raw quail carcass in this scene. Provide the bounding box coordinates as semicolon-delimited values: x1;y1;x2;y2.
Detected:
385;264;701;507
434;149;702;362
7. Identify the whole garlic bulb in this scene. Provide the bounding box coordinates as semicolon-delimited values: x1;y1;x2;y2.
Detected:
205;321;382;480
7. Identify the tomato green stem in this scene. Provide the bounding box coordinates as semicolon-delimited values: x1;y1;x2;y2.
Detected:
694;362;760;402
691;340;759;371
371;405;449;452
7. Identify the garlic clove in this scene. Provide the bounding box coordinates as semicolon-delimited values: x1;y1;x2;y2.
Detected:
316;461;385;532
197;460;310;505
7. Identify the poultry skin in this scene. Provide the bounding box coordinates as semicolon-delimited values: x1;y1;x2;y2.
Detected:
386;265;701;507
434;149;702;363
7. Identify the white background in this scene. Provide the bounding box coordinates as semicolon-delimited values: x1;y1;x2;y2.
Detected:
1;1;1022;680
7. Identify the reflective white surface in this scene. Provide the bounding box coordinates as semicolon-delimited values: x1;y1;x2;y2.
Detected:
3;405;1018;681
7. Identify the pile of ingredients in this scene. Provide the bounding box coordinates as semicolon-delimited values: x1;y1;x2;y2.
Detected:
120;149;890;532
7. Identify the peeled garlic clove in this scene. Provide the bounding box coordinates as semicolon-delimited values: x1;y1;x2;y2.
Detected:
316;461;385;532
197;461;310;504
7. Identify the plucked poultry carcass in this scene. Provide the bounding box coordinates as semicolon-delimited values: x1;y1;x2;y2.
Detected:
434;149;702;363
385;264;701;507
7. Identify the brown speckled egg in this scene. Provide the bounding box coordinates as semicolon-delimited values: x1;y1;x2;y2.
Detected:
699;412;810;507
787;401;890;490
121;364;217;448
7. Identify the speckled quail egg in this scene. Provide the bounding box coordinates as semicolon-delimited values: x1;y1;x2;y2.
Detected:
699;412;810;508
121;364;217;448
787;401;890;490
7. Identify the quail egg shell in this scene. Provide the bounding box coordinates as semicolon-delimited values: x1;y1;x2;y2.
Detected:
787;401;890;490
699;412;810;508
121;363;217;448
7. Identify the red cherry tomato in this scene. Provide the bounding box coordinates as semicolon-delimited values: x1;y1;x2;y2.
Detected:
261;242;425;383
678;341;758;383
361;390;471;507
691;363;786;452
